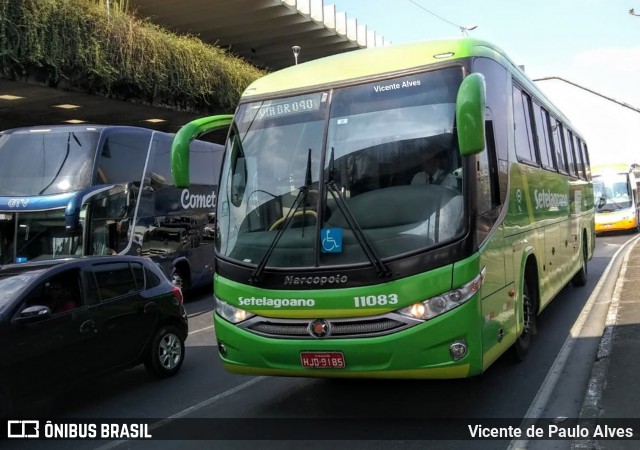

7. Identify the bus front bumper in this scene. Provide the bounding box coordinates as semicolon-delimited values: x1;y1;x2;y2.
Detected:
213;300;483;379
595;215;638;233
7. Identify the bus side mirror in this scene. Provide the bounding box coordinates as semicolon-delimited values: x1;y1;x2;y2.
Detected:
171;114;233;188
456;73;486;157
65;184;116;233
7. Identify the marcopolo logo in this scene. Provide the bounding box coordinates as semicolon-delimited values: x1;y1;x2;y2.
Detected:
533;189;568;210
180;189;216;209
284;274;348;286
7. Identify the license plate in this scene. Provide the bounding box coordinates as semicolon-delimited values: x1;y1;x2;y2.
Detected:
300;351;345;369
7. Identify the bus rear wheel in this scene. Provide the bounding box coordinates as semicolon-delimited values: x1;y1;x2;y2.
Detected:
513;277;537;362
571;236;588;287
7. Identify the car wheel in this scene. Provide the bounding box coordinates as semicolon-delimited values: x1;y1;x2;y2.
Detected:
144;326;185;378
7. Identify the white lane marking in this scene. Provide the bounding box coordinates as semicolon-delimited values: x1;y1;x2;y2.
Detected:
507;235;640;450
188;324;214;335
93;376;266;450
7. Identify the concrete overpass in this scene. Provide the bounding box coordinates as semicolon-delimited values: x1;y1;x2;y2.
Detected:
0;0;389;134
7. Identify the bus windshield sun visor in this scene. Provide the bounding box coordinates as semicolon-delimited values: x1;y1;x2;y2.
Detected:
325;148;390;278
250;149;315;283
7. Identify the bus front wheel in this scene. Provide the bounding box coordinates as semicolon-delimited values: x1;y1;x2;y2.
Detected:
171;267;185;290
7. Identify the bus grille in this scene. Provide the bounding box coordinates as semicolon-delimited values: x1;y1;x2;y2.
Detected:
244;316;411;339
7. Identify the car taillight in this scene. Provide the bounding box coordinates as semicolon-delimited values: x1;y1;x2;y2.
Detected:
172;286;184;304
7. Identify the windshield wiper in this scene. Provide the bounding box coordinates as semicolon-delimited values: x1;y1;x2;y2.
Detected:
325;148;390;278
250;149;314;283
38;132;79;195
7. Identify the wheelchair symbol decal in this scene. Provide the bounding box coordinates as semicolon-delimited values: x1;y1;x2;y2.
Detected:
321;228;342;253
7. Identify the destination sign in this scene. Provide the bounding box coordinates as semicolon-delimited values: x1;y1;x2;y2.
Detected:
244;93;325;122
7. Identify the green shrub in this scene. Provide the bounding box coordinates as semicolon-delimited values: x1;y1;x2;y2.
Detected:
0;0;266;112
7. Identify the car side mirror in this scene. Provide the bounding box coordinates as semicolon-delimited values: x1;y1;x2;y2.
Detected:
14;305;51;325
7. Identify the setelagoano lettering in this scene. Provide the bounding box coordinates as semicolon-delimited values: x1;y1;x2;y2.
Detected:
238;296;316;308
533;189;568;210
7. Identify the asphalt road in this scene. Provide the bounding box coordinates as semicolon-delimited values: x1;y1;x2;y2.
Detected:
6;232;635;450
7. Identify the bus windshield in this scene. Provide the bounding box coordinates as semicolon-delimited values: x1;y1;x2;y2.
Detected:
217;67;465;268
0;130;98;196
593;173;632;212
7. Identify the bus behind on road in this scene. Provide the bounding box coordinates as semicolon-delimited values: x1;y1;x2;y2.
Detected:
173;38;594;378
0;120;230;290
592;163;640;234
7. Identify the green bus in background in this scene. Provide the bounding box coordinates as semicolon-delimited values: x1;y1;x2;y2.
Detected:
171;38;594;378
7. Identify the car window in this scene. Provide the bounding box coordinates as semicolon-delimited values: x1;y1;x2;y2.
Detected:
144;266;161;288
131;262;145;290
39;270;82;314
0;273;38;313
17;269;83;315
92;262;141;302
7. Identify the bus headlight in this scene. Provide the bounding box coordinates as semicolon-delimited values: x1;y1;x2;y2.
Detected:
215;297;255;323
397;270;485;321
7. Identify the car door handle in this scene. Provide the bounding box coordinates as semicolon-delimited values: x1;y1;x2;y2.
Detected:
144;302;158;314
80;320;96;334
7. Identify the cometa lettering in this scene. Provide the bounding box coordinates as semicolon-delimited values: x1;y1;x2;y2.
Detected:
181;189;216;209
238;296;316;308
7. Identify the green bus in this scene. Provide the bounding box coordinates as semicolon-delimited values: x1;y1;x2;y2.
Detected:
172;38;594;378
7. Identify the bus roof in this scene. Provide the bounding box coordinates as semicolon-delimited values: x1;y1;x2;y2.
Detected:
240;37;578;135
241;38;491;100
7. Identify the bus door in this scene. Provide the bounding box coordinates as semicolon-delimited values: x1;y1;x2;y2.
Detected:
85;185;133;256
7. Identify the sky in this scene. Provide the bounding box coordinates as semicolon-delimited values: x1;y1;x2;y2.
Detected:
328;0;640;164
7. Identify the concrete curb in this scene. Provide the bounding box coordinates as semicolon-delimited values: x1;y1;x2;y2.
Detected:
571;237;640;450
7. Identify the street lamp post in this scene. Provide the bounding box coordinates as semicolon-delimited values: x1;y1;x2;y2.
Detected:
292;45;301;65
460;24;478;36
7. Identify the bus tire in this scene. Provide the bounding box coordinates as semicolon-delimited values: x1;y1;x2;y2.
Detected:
512;274;537;362
571;236;588;287
170;267;185;290
144;326;185;378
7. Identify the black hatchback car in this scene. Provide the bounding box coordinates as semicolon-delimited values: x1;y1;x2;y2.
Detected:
0;255;188;416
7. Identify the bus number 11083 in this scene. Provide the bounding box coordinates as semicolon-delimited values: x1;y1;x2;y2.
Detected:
354;294;399;308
